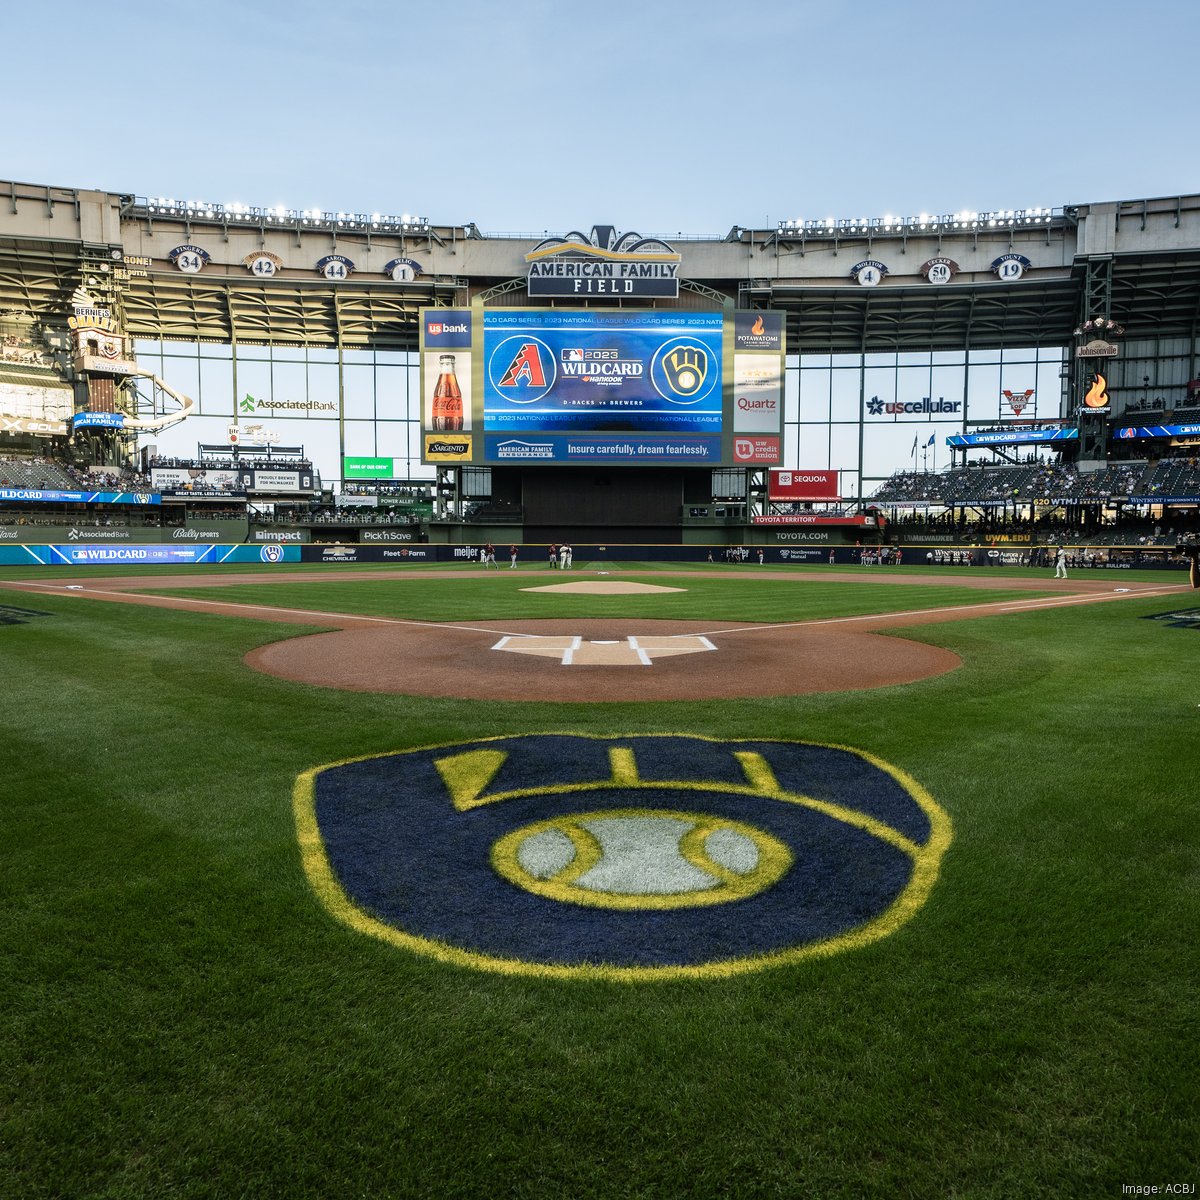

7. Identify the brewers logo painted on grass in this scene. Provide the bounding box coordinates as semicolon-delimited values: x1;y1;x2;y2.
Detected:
294;734;952;981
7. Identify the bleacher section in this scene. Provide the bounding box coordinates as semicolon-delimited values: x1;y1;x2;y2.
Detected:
872;459;1197;506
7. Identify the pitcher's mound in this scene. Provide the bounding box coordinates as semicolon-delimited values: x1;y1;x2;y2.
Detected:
522;581;685;595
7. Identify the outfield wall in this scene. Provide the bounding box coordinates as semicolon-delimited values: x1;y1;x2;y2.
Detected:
0;542;1189;571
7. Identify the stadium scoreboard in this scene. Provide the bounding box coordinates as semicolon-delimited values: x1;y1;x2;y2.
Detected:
420;308;785;468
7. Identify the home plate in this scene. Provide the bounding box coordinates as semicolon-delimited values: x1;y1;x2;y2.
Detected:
493;634;715;665
521;581;685;594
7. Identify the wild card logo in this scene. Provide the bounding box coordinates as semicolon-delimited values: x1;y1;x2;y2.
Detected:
295;734;952;981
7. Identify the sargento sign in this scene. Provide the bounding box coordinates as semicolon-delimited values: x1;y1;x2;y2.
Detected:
525;226;681;298
420;306;784;468
768;469;839;500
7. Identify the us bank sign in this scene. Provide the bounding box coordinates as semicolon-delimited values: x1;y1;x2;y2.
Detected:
525;225;680;298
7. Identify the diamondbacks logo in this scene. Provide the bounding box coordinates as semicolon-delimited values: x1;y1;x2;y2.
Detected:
295;734;952;981
489;337;556;403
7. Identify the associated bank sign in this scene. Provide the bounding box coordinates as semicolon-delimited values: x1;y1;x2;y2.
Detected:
525;225;680;298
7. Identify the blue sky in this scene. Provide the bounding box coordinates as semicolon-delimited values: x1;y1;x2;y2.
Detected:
8;0;1199;237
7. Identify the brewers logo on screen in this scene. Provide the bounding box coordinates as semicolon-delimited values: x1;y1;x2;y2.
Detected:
649;338;716;404
294;733;952;981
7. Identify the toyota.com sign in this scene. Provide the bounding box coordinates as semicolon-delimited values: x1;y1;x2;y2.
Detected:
768;469;840;500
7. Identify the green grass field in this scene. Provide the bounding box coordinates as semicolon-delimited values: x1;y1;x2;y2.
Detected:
1;564;1196;1198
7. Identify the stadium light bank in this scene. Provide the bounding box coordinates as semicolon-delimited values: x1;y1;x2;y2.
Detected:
775;208;1067;239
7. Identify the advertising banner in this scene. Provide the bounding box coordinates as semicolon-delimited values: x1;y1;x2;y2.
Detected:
0;488;160;505
250;528;310;543
241;469;314;493
71;411;126;430
424;434;473;462
32;543;301;565
753;514;876;526
733;312;785;352
732;355;782;433
485;434;721;465
1114;423;1200;439
768;470;840;500
947;428;1078;447
152;468;243;494
342;456;396;478
301;544;432;564
732;436;781;464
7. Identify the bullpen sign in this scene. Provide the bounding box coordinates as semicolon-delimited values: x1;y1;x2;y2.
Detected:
295;733;951;981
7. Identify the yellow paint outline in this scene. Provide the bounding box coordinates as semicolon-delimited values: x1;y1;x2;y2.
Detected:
490;809;793;910
292;732;953;983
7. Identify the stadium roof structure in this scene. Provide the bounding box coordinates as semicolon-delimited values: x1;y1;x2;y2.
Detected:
1;181;1200;354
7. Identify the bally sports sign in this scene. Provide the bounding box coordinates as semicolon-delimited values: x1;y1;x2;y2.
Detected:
768;469;840;501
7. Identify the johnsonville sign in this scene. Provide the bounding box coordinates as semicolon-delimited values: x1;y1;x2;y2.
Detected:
525;225;680;298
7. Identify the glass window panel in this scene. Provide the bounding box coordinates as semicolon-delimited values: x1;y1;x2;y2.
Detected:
343;420;379;459
341;348;374;366
794;423;830;468
271;361;307;405
1038;361;1067;418
375;367;407;419
370;421;409;462
307;362;339;409
272;345;306;362
308;347;338;364
797;369;829;423
160;355;200;410
343;365;376;420
931;364;966;417
200;358;234;418
784;366;799;423
897;365;933;411
237;359;273;408
966;363;1001;419
864;365;896;414
829;425;861;495
830;368;860;417
863;424;914;480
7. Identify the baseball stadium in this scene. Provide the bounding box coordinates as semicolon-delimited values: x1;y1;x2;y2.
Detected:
1;181;1197;1196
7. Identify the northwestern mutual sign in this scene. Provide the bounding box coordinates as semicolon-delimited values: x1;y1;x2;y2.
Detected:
525;225;680;298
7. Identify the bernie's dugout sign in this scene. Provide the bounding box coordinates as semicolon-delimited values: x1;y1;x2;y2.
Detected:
295;733;952;981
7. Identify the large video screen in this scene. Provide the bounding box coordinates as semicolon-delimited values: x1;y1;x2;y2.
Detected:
420;307;783;467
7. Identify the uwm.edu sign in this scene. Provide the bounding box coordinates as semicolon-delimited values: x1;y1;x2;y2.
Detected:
768;469;840;500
